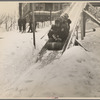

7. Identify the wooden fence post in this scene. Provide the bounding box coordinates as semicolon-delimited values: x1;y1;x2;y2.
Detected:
81;11;86;40
31;3;36;48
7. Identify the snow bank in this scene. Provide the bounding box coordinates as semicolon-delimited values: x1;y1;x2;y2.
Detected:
0;25;52;97
30;46;100;97
0;31;35;90
1;45;100;98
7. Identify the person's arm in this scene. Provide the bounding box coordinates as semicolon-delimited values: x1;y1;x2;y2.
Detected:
48;25;55;38
68;19;71;24
52;34;58;41
18;19;19;25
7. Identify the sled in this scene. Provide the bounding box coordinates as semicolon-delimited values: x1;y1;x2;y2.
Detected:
36;34;70;62
46;41;64;50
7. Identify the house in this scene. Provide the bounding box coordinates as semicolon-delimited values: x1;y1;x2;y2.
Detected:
19;3;70;22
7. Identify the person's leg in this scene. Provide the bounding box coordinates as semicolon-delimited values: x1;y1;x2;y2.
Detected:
48;38;55;42
19;25;21;32
24;24;26;32
19;24;22;32
23;25;25;32
30;26;33;32
48;31;54;39
22;24;24;33
35;25;36;30
27;26;30;32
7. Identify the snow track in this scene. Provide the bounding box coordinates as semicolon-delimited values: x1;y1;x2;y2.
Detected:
36;2;87;64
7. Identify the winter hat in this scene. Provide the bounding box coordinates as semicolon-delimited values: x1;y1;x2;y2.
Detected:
64;13;69;19
55;19;61;24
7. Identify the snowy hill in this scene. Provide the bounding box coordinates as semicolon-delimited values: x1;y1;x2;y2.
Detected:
0;2;100;98
0;20;100;98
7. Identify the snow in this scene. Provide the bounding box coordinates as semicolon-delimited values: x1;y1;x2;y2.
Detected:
0;19;100;98
0;26;51;97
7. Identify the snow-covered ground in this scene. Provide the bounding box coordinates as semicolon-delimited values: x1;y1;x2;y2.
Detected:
0;19;100;98
0;26;51;98
0;1;100;98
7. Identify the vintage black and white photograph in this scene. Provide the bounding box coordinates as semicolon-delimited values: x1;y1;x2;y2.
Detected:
0;1;100;98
